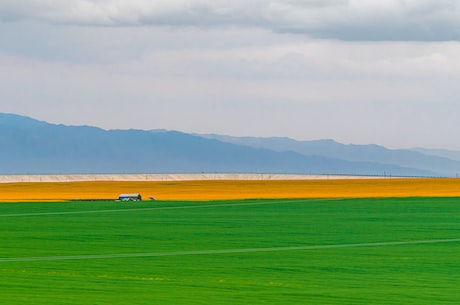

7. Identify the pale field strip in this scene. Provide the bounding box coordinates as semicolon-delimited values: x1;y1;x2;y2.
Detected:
0;173;388;183
1;238;460;263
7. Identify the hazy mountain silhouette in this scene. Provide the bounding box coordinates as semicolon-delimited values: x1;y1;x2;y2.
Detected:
198;134;460;177
412;148;460;163
0;113;439;176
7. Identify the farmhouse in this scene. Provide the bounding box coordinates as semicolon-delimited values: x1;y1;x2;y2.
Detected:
118;193;142;201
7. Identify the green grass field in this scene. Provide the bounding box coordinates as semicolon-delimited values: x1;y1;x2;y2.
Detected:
1;198;460;304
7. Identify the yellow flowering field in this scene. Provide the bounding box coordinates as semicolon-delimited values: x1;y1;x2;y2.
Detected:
1;178;460;201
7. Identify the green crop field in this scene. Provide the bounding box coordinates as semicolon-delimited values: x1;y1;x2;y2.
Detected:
1;197;460;304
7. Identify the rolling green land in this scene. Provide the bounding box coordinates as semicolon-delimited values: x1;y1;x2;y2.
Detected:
1;198;460;304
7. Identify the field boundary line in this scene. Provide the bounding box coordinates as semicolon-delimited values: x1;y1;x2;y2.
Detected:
1;238;460;263
0;199;342;217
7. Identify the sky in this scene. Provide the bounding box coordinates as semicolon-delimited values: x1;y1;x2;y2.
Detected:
1;0;460;149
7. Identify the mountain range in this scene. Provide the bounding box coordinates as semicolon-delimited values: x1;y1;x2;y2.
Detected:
1;113;459;177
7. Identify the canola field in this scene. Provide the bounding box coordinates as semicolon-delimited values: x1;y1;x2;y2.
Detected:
2;178;460;201
1;197;460;304
1;178;460;304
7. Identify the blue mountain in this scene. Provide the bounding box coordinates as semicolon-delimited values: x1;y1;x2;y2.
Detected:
0;113;436;176
199;134;460;177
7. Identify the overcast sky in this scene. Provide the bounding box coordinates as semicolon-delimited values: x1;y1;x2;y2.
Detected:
1;1;460;149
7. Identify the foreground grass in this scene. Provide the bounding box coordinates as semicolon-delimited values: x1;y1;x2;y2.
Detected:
1;198;460;304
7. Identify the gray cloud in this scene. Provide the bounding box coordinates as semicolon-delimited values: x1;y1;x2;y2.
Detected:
2;35;460;149
1;0;460;41
2;2;460;149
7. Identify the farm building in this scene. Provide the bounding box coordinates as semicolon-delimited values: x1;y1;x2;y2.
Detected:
118;193;142;201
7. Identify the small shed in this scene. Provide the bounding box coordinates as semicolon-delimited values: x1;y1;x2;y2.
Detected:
118;193;142;201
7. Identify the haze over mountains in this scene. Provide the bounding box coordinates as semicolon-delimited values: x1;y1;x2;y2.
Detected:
199;134;460;177
1;113;459;177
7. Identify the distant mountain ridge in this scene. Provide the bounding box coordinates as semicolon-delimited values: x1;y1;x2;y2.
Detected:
197;134;460;177
412;148;460;162
0;113;450;176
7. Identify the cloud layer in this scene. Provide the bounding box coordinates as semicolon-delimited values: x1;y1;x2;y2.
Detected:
2;31;460;148
2;1;460;149
1;0;460;40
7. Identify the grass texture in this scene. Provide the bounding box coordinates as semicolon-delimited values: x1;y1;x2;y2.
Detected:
1;197;460;304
